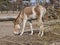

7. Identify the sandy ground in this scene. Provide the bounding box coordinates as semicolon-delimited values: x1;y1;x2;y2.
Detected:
0;22;14;38
0;21;60;45
0;15;60;45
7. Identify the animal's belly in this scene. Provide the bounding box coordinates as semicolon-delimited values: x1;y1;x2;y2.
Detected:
28;14;36;19
27;14;37;22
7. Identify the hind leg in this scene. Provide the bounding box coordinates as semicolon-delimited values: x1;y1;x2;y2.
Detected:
38;23;44;37
38;18;44;37
38;8;46;37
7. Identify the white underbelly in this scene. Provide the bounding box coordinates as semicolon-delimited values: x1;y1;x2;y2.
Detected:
28;14;36;19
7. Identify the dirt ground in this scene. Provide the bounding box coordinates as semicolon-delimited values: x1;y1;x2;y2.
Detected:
0;19;60;45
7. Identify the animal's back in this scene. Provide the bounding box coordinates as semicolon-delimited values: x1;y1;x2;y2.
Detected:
24;7;33;15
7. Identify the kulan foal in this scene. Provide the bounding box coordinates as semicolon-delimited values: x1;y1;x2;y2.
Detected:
14;5;46;37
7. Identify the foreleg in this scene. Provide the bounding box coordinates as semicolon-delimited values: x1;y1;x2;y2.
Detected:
20;16;27;35
29;22;33;35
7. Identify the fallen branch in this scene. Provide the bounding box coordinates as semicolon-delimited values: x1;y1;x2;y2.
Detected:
0;16;17;21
